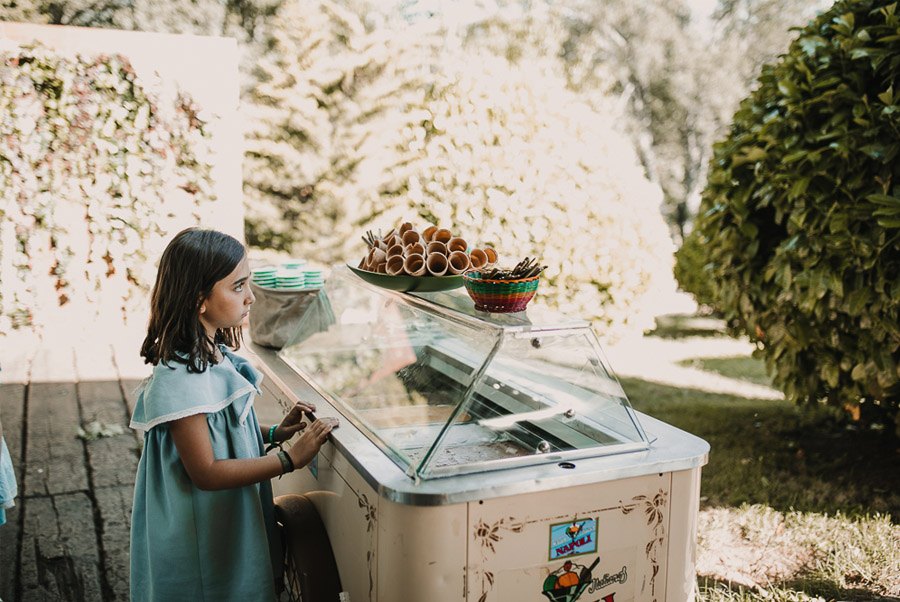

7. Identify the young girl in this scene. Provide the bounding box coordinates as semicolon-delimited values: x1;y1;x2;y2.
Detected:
129;228;337;601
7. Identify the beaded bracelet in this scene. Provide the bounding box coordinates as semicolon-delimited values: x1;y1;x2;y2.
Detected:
276;450;295;475
268;424;278;445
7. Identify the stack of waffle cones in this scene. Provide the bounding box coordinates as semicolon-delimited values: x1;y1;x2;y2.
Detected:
359;222;498;277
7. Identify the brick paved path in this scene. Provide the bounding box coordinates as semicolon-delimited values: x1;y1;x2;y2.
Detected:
0;334;150;602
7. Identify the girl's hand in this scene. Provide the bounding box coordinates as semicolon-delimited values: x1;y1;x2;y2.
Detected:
275;401;317;442
287;416;339;469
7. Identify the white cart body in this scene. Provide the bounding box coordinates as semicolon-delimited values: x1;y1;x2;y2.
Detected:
252;267;709;602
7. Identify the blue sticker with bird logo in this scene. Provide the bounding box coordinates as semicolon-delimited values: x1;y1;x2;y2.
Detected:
549;518;598;560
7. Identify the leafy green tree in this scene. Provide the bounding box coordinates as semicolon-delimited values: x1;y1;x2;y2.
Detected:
677;0;900;430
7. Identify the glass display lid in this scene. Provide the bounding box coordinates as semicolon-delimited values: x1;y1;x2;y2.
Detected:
277;266;650;480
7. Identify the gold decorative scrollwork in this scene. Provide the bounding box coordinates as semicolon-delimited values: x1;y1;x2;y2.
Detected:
620;489;668;601
472;517;524;601
357;493;377;601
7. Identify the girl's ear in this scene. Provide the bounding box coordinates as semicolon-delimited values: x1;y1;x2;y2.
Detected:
199;304;206;314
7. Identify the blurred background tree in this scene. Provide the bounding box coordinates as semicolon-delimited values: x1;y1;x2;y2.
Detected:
2;0;825;239
0;0;830;341
242;0;679;337
549;0;825;241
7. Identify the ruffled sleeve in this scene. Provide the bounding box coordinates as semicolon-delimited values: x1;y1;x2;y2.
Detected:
129;348;263;431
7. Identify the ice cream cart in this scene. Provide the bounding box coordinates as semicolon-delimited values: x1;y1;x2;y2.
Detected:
250;266;709;602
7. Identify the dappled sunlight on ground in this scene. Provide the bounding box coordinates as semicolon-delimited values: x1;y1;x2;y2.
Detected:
696;506;900;599
697;507;814;590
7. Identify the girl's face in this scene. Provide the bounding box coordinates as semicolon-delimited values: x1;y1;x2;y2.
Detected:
199;255;254;338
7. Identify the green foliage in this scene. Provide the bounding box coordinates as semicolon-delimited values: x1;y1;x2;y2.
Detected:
0;43;215;333
677;0;900;425
244;0;678;339
673;232;718;308
243;0;381;251
0;0;282;95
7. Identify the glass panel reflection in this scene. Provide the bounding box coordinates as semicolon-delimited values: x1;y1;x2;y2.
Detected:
278;267;648;479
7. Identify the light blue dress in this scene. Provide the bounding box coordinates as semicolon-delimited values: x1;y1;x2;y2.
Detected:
129;347;280;602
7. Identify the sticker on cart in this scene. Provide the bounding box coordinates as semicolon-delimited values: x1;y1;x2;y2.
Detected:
549;518;598;560
309;453;318;479
540;557;603;602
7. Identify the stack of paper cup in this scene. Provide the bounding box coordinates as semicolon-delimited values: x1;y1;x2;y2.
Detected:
275;268;305;290
252;260;324;290
251;266;277;288
302;269;324;289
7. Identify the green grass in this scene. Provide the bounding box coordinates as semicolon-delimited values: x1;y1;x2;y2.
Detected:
622;377;899;520
678;355;774;387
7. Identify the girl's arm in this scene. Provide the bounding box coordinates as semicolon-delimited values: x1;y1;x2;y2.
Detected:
170;414;336;491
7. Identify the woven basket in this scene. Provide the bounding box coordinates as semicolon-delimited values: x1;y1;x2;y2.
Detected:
462;271;541;313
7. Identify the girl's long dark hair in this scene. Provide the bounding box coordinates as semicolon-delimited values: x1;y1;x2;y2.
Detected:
141;228;246;372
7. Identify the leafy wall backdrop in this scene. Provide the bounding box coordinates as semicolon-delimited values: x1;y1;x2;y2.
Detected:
0;42;215;335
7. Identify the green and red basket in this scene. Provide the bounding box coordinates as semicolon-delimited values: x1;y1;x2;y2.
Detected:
462;271;541;313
